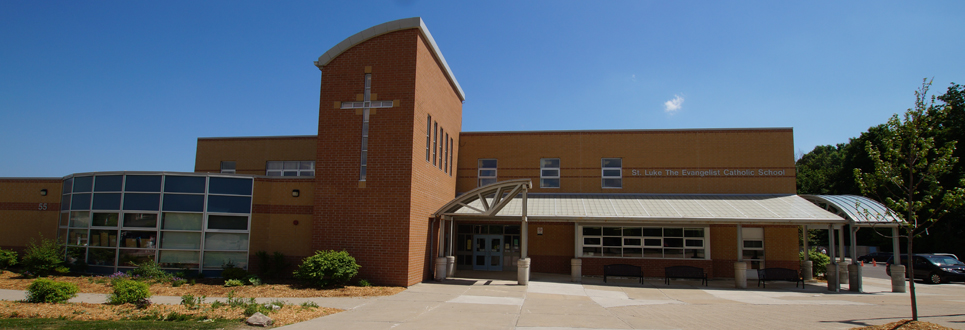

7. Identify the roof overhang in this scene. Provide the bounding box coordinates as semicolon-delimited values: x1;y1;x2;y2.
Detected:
801;195;903;227
314;17;465;101
435;188;846;226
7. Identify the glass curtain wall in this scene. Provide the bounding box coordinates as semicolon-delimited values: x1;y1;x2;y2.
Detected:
59;173;252;275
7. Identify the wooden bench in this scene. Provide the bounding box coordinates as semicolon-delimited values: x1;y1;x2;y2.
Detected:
664;265;708;286
757;268;804;288
604;264;643;284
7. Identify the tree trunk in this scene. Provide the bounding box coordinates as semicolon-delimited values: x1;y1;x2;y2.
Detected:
907;230;918;321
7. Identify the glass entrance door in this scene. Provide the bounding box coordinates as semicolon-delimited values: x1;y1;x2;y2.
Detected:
472;235;503;271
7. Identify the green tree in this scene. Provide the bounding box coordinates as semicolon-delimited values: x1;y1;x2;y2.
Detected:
854;79;965;321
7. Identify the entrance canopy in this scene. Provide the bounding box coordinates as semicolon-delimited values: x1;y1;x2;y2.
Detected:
435;181;845;225
801;195;903;227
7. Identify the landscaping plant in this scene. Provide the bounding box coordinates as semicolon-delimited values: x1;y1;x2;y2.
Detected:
108;279;152;305
293;250;360;288
21;238;68;277
799;247;830;277
0;248;16;270
25;278;78;303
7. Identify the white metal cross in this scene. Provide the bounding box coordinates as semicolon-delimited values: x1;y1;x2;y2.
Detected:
338;73;395;182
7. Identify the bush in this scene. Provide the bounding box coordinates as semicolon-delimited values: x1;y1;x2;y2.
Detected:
293;250;360;288
223;279;244;287
221;264;248;281
21;238;68;277
25;278;78;303
800;247;831;277
357;279;371;287
0;248;16;270
255;251;291;280
127;260;171;282
108;279;151;305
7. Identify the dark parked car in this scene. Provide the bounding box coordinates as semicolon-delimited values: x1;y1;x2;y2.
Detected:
857;252;892;263
885;254;965;284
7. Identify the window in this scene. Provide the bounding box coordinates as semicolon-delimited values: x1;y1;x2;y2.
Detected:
426;115;432;162
602;158;622;188
444;132;449;173
439;128;444;169
540;158;560;188
220;161;236;174
581;226;706;258
478;159;497;187
432;122;438;166
449;137;454;176
741;227;764;269
266;161;315;177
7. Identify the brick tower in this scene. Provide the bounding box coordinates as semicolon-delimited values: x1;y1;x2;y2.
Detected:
312;18;464;286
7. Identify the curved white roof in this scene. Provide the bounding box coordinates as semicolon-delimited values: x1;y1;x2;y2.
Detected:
314;17;465;101
802;195;903;226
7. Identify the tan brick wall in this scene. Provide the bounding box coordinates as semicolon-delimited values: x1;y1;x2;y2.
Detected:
765;225;800;271
195;136;317;175
0;179;63;251
456;129;795;194
249;178;315;259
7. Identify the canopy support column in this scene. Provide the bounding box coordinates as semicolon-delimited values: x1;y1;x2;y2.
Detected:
518;187;530;286
838;225;849;286
849;226;861;292
828;224;838;292
734;224;746;289
801;225;812;281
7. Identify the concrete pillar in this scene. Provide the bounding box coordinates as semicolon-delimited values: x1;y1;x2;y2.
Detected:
848;264;861;292
827;262;838;291
517;258;531;286
801;260;813;281
839;263;849;285
570;258;582;283
446;256;455;277
890;264;906;293
734;262;747;289
435;257;447;281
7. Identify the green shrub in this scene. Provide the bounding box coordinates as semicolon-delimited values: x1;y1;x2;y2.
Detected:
293;250;360;288
127;260;171;282
21;238;68;277
357;279;371;287
0;248;17;270
25;278;78;303
246;275;262;286
171;278;188;287
800;247;831;277
223;279;244;287
108;279;151;305
180;294;205;310
221;264;248;281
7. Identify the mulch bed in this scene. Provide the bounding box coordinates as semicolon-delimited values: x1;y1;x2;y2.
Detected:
852;320;956;330
0;271;404;298
0;270;405;326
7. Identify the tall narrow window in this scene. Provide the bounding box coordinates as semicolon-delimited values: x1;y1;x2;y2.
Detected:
478;159;497;187
444;133;449;174
439;127;445;169
540;158;560;188
432;122;438;166
426;115;431;162
360;108;369;181
449;137;454;176
602;158;622;188
220;161;236;174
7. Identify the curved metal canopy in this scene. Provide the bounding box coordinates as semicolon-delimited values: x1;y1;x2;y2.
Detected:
801;195;903;227
433;179;532;218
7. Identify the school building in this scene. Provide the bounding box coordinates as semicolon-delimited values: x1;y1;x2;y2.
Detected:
0;18;857;287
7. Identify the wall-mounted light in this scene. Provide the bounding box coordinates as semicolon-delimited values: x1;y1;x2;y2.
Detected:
40;189;48;196
291;189;300;197
293;220;299;226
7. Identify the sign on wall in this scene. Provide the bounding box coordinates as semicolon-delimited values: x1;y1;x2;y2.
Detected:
629;168;790;177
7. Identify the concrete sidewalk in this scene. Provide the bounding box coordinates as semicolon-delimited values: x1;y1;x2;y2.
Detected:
3;271;964;329
277;273;965;330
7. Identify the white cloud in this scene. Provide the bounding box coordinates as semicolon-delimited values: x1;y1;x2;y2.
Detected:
630;74;637;82
664;94;684;114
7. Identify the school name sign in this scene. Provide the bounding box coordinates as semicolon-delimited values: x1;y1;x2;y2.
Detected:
629;168;788;177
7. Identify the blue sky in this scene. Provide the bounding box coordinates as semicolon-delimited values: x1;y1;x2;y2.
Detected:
2;1;963;177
